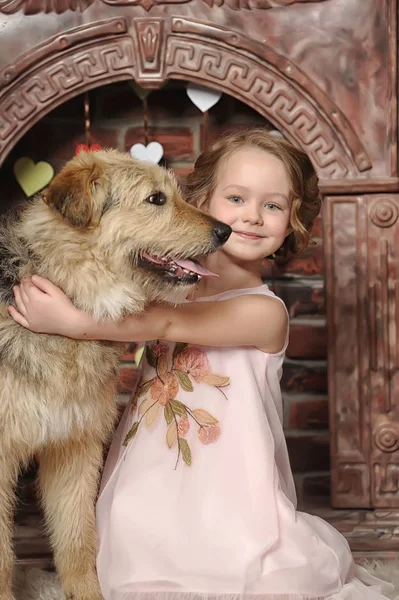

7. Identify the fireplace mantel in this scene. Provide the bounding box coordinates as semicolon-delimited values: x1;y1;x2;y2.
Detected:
1;0;398;516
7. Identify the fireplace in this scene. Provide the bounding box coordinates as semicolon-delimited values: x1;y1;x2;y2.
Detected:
1;0;398;563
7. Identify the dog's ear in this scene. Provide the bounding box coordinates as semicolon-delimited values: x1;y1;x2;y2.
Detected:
43;154;106;228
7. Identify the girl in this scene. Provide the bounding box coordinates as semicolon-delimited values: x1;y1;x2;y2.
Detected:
9;130;392;600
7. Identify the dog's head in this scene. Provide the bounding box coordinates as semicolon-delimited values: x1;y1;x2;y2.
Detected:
40;150;231;305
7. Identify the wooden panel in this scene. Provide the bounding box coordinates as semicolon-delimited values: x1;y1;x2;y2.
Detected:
324;197;371;507
366;195;399;507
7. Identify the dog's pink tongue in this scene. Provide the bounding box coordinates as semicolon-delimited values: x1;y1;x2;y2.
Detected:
175;259;219;279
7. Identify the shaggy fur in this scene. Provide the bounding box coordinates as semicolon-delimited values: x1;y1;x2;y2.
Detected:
0;149;231;600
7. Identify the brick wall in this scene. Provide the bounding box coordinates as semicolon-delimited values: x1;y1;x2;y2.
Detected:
0;81;329;508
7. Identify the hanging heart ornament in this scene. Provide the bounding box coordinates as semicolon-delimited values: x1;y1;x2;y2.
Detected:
14;157;54;197
186;83;222;113
130;142;164;164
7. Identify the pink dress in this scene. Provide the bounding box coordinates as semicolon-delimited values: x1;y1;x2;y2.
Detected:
96;285;392;600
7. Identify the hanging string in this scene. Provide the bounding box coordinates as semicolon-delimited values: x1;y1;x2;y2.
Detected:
202;111;209;151
84;91;91;147
143;96;149;146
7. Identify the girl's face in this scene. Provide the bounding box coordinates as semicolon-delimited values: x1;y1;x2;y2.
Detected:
207;147;292;263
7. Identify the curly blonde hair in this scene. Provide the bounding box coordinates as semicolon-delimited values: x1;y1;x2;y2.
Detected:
183;128;322;256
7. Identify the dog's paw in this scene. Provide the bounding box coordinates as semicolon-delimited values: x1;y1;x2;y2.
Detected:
66;594;104;600
64;575;104;600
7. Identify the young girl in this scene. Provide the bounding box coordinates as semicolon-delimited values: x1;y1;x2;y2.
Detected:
9;130;392;600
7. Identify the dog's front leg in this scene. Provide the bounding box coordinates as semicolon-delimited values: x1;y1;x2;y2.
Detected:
0;452;21;600
37;435;104;600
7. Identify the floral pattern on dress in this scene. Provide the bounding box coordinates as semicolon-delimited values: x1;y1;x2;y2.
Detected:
123;341;230;468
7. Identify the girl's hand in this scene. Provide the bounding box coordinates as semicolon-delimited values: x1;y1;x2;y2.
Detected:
8;275;84;337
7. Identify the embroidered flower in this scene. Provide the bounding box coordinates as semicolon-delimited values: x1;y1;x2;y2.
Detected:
174;347;211;383
151;342;168;358
198;424;221;445
150;373;179;406
178;416;190;437
123;343;228;467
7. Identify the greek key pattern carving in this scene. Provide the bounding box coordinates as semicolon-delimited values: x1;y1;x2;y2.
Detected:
165;39;353;179
0;39;135;147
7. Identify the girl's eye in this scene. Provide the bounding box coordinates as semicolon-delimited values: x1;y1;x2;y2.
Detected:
228;196;243;204
265;203;280;211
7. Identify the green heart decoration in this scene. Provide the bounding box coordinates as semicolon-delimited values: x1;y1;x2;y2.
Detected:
129;81;152;101
14;157;54;197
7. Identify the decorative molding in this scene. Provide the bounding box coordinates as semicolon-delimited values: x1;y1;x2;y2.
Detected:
0;39;135;155
374;424;399;454
0;19;127;90
165;37;356;180
374;463;399;501
0;0;94;13
370;199;399;228
133;19;165;79
334;463;370;507
0;0;337;13
0;22;370;179
171;19;372;175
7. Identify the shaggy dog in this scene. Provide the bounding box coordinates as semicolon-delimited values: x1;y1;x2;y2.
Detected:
0;149;231;600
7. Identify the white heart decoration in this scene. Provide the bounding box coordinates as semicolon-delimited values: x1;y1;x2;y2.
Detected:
269;129;284;138
129;142;164;164
186;83;222;113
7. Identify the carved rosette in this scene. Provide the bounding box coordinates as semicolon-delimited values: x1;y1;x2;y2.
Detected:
370;199;399;228
374;424;399;454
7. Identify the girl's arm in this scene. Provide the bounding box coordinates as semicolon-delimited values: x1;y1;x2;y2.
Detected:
9;275;287;353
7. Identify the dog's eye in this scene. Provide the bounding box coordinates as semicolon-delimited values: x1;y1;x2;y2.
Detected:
146;192;166;206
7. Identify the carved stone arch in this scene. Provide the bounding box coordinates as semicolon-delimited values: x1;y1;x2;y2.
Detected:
0;15;371;181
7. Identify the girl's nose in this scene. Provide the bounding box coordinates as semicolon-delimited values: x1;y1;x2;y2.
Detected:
243;206;263;225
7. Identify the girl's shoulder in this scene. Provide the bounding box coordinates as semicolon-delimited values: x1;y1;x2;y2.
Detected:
195;283;278;303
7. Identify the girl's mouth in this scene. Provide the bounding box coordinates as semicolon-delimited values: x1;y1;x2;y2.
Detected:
233;231;264;240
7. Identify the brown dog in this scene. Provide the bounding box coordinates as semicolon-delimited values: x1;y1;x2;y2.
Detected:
0;149;231;600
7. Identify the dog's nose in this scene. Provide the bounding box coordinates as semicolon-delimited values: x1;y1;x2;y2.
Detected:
213;222;232;245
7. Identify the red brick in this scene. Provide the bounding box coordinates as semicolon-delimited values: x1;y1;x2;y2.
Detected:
303;474;331;500
271;282;325;317
262;242;324;277
0;152;27;214
95;81;201;121
48;93;91;120
118;366;140;394
125;127;194;161
288;397;329;430
19;121;119;165
281;362;327;394
172;166;194;178
286;433;330;473
287;322;327;360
